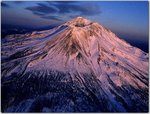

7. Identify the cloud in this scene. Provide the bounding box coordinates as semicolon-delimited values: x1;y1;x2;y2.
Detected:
47;1;78;4
25;2;101;21
26;3;57;15
41;15;62;21
48;1;101;16
33;12;45;16
14;1;24;4
1;2;10;8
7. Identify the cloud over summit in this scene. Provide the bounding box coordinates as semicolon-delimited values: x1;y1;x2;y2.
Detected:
25;2;101;21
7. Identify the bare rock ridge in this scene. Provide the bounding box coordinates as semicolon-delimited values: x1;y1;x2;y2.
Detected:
1;17;148;112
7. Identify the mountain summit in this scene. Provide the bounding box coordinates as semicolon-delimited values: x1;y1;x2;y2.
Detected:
2;17;148;112
65;16;92;27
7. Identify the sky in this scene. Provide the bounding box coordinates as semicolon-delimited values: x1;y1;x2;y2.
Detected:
1;1;149;52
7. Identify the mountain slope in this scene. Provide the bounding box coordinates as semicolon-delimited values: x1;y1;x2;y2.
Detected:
1;17;148;112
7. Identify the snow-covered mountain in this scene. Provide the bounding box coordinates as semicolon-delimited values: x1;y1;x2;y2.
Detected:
1;17;148;112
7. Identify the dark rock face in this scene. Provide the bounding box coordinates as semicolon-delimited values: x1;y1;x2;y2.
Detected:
1;17;149;112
